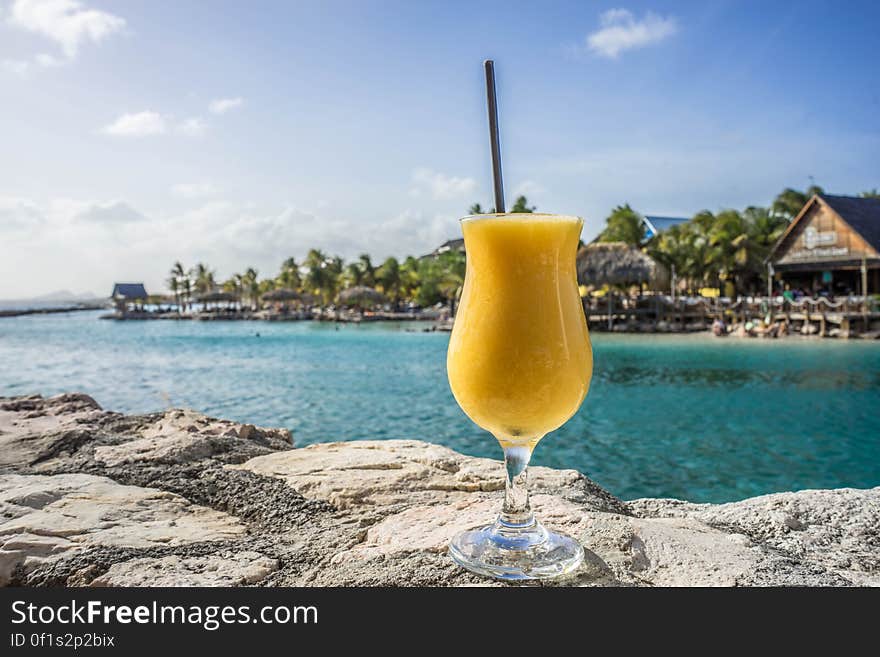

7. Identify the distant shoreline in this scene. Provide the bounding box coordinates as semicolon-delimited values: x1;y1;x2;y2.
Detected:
0;304;106;318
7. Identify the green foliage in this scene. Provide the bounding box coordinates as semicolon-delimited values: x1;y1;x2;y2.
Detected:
598;204;644;245
376;257;402;304
771;184;824;219
644;199;794;295
860;189;879;199
414;250;466;311
166;182;848;308
276;257;301;291
467;196;539;215
510;196;535;213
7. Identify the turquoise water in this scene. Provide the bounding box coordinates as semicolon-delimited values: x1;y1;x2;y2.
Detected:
1;311;878;502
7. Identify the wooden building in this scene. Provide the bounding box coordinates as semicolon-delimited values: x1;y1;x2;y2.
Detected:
110;283;148;314
768;194;880;296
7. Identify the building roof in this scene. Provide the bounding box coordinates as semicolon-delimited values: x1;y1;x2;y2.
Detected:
819;194;880;251
110;283;148;299
577;242;669;287
421;238;464;260
642;216;689;239
769;194;880;264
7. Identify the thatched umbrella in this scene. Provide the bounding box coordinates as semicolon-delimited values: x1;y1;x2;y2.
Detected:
197;291;238;303
337;286;386;308
577;242;669;289
262;288;301;302
299;292;319;307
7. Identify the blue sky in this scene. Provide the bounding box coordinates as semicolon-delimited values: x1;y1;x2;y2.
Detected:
1;0;878;297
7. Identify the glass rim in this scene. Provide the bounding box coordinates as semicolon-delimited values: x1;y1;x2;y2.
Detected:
460;212;583;223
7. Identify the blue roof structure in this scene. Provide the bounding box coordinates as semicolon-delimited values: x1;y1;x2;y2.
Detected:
110;283;148;299
643;216;689;239
819;195;880;251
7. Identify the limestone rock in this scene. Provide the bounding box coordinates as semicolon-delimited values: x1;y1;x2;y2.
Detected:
0;394;292;473
0;473;245;585
628;488;880;586
89;551;278;587
231;439;625;514
0;393;105;468
1;393;876;587
233;440;878;586
94;408;292;467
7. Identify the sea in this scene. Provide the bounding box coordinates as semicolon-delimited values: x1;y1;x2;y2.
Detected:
1;309;878;503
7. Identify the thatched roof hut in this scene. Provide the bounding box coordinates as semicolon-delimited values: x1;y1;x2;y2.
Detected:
262;288;301;302
337;286;386;308
196;291;237;303
577;242;669;289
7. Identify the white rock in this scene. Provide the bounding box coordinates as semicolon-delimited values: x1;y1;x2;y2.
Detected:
95;408;291;466
230;439;590;509
0;473;245;585
89;552;278;587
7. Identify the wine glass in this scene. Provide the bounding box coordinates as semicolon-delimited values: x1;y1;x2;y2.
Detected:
447;213;593;580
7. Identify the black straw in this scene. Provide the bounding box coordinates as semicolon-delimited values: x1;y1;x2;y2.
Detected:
484;60;505;213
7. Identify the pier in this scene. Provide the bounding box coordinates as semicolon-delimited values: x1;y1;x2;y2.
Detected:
584;294;880;338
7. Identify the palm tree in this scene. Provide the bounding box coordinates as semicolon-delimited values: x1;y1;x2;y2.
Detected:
221;277;240;308
400;256;421;303
599;204;644;245
303;249;344;305
357;254;375;287
167;276;180;312
169;262;186;312
191;263;215;297
324;256;344;304
376;257;402;307
771;185;823;219
242;268;259;309
276;257;302;291
510;195;536;213
437;250;467;316
304;249;327;298
342;262;364;288
258;278;276;302
182;277;193;312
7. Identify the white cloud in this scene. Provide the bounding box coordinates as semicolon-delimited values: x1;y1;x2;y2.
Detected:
102;111;167;137
208;97;244;114
72;200;146;223
171;182;218;199
100;113;208;138
0;196;143;231
176;117;207;137
411;167;477;200
586;8;678;58
35;52;62;67
0;194;464;297
512;180;545;197
1;51;64;76
0;195;44;229
1;59;31;76
7;0;126;59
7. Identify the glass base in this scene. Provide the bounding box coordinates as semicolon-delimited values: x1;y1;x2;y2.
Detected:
450;517;584;581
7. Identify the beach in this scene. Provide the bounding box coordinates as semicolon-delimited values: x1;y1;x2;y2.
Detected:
1;310;878;503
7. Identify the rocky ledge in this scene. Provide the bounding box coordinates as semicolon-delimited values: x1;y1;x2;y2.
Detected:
1;393;877;587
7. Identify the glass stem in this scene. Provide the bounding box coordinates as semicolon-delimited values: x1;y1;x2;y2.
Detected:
500;445;535;527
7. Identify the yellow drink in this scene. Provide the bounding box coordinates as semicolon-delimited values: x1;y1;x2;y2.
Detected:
447;214;592;448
